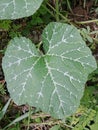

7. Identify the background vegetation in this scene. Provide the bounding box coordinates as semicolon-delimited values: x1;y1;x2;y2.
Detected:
0;0;98;129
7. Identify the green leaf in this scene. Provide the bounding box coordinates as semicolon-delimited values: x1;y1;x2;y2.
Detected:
0;98;11;120
3;110;34;129
0;20;12;31
90;112;98;130
0;0;43;19
50;125;61;130
2;22;97;119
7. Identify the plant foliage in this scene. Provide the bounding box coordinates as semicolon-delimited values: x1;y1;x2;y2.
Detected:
2;22;97;119
0;0;43;19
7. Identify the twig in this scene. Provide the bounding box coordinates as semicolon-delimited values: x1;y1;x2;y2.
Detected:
75;19;98;24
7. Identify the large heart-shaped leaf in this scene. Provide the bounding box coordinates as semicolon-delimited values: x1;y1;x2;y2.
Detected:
2;22;97;119
0;0;43;19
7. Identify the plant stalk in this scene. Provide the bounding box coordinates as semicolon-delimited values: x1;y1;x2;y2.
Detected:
75;19;98;24
55;0;59;21
27;106;32;130
47;3;71;24
42;4;55;18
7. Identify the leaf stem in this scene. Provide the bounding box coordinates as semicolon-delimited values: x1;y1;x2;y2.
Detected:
75;19;98;24
47;3;71;24
66;0;73;13
55;0;59;21
42;4;55;18
27;106;32;130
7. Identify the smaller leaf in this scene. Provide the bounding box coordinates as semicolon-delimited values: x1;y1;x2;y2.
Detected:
3;110;34;129
0;98;11;120
50;125;62;130
86;35;93;43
